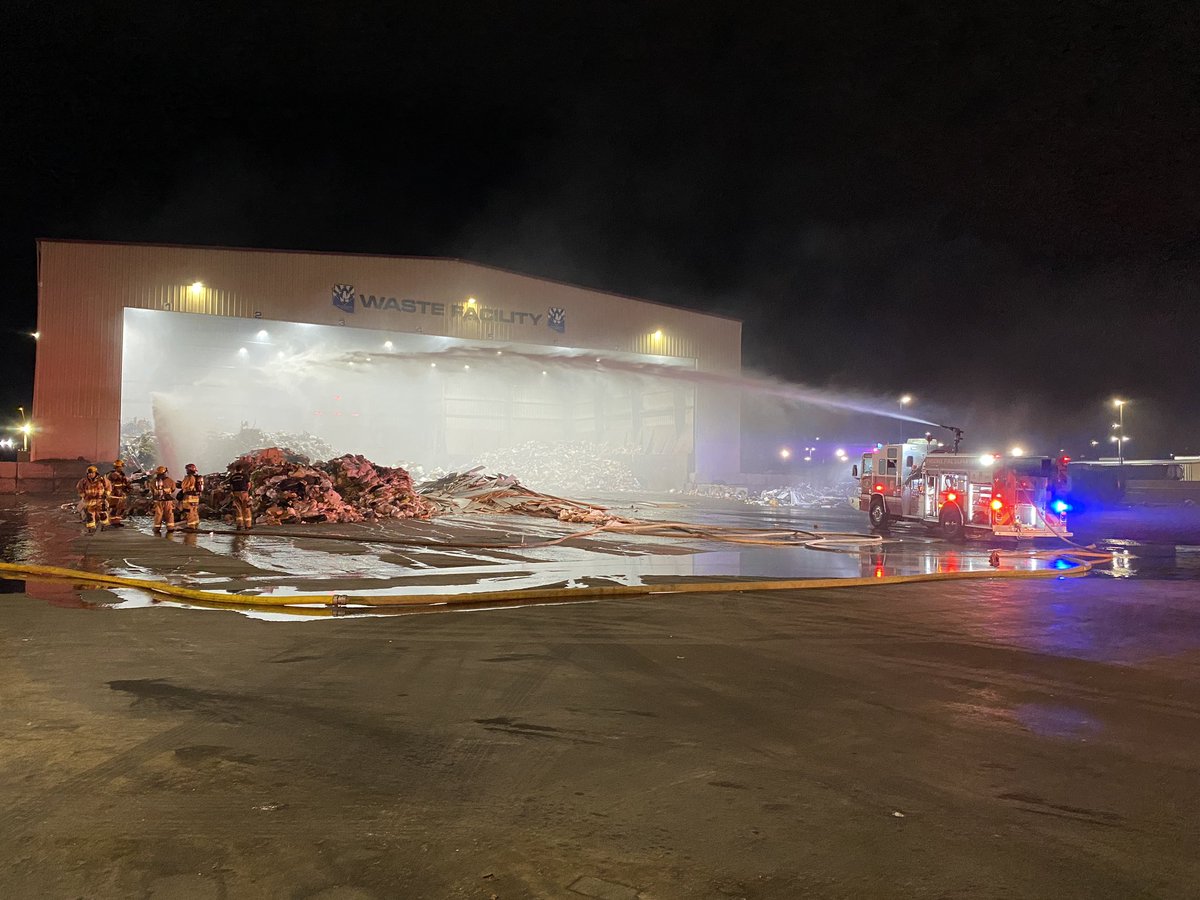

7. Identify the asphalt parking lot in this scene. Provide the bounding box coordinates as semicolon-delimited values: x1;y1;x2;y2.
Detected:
2;498;1199;898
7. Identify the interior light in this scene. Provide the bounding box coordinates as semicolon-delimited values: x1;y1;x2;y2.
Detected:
384;340;394;349
541;370;547;376
779;448;791;459
237;347;247;355
652;329;663;340
430;362;437;368
256;329;269;339
464;364;470;370
467;297;477;306
979;454;995;466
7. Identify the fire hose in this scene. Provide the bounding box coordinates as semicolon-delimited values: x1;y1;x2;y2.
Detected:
0;550;1098;613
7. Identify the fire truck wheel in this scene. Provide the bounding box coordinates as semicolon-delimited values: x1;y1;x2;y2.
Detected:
938;504;965;542
868;497;890;530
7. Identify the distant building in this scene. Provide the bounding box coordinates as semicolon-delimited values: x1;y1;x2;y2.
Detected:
32;240;741;487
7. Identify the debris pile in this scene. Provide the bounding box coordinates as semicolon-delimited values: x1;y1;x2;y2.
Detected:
120;419;159;471
688;483;752;502
755;480;858;509
217;448;433;524
418;467;618;523
114;450;620;526
395;462;451;484
472;441;640;494
117;422;334;470
207;428;334;469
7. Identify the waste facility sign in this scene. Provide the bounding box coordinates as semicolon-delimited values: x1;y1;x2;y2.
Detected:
331;283;564;332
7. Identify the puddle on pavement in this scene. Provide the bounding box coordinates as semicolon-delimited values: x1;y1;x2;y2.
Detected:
3;497;1198;622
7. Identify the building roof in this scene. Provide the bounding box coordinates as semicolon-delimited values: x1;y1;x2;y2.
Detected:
35;238;742;324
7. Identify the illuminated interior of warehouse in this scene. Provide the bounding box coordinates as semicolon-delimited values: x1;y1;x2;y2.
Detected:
33;241;742;488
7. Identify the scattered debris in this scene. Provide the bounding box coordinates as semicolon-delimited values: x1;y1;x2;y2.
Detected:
473;440;640;494
755;480;858;509
689;483;751;502
418;467;619;523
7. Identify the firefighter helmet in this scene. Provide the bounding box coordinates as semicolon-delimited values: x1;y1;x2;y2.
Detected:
86;465;99;475
113;459;124;468
156;466;167;475
185;463;198;473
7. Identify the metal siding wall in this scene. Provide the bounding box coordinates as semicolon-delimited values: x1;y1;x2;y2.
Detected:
33;242;742;475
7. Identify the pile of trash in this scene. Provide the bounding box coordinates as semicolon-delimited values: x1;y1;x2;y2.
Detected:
218;448;433;524
472;441;640;494
205;428;334;470
395;461;451;485
119;447;431;524
418;467;617;523
115;449;620;526
755;480;858;509
688;483;752;502
118;422;333;471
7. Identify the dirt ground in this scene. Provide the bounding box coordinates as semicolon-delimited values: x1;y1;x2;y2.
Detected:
2;500;1200;898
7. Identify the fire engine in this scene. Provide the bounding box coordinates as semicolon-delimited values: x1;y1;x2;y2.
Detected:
852;432;1071;540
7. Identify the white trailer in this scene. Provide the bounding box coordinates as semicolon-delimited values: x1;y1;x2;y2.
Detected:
853;439;1071;540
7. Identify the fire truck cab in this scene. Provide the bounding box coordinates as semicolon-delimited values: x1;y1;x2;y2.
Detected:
853;439;1071;540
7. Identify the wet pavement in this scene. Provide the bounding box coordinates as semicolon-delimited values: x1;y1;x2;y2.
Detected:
2;496;1200;897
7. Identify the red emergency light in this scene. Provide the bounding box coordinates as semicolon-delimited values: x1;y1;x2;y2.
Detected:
990;499;1003;511
946;491;957;502
874;483;884;492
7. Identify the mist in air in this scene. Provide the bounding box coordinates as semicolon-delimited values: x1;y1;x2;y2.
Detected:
122;308;950;485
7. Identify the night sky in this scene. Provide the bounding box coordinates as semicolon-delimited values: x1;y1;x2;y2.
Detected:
3;2;1197;459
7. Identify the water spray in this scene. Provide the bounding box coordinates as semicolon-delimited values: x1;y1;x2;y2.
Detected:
328;346;942;427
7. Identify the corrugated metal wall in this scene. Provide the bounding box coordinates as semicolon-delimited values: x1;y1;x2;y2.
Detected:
33;241;741;477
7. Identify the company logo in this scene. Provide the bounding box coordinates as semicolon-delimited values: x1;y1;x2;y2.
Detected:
332;282;566;330
331;283;356;314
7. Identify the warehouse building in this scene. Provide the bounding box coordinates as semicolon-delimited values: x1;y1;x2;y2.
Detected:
32;240;741;488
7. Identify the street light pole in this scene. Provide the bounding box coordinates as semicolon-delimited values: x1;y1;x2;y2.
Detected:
1113;399;1127;492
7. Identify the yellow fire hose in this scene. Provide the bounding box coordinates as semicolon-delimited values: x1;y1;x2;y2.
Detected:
0;552;1100;612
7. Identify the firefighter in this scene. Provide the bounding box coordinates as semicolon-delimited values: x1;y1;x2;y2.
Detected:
151;465;177;532
105;459;130;527
179;463;204;531
76;466;109;532
227;462;253;529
